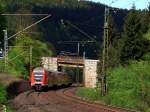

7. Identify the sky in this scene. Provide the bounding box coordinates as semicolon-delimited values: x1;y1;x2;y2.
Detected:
89;0;149;9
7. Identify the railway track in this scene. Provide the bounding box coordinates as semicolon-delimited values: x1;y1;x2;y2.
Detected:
12;90;50;112
55;87;134;112
12;87;136;112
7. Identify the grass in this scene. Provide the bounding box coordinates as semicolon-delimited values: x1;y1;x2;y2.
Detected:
76;61;150;112
0;83;7;104
6;106;15;112
76;87;102;102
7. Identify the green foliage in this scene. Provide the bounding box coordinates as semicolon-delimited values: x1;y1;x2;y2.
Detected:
7;47;28;77
144;30;150;41
1;0;91;9
77;61;150;111
5;35;53;78
106;66;138;108
6;106;14;112
0;83;7;103
76;87;102;101
144;24;150;42
0;0;127;59
139;11;150;34
108;15;118;45
106;61;150;111
0;59;4;72
15;35;53;64
120;8;149;63
108;15;121;68
141;52;150;61
0;5;6;47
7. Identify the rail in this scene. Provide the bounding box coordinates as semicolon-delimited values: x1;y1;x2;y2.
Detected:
58;87;136;112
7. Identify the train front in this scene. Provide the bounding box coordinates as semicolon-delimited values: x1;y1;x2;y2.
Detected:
30;67;48;91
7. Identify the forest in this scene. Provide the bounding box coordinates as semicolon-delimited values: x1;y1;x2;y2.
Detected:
0;0;150;112
0;0;128;58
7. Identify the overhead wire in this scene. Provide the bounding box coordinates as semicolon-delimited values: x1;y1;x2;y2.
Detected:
77;2;112;24
82;15;104;24
61;0;120;33
73;22;104;30
61;0;139;44
64;20;96;41
73;0;120;30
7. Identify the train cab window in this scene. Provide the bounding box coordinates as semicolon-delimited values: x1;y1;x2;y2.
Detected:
0;49;3;58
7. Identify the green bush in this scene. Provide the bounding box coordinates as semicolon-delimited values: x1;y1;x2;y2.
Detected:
2;35;53;78
0;83;7;103
6;106;14;112
0;60;4;72
142;52;150;61
76;87;102;101
107;61;150;111
76;61;150;112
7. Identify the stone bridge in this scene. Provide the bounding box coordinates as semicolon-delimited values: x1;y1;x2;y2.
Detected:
42;56;99;88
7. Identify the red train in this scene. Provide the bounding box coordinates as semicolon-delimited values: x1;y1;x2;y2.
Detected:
30;67;72;91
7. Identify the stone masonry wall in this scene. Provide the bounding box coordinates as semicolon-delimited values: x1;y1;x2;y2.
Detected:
42;57;58;71
84;59;99;88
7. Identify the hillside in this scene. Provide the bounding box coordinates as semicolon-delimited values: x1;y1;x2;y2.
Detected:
1;0;127;58
0;1;150;112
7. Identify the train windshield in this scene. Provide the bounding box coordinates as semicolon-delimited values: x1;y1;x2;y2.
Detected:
33;68;44;82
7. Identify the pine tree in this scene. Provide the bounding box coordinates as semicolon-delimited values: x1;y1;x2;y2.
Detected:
120;6;148;63
108;15;118;44
144;24;150;53
108;14;121;68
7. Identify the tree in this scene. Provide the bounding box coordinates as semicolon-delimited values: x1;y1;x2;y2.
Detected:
139;10;149;34
144;25;150;41
120;6;148;63
144;24;150;53
7;35;54;78
97;13;121;74
0;6;6;48
107;14;121;68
